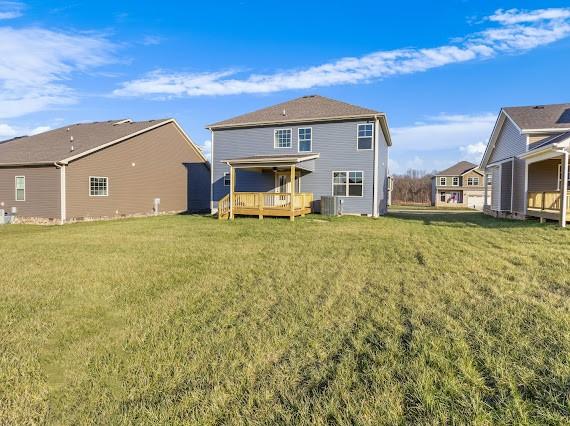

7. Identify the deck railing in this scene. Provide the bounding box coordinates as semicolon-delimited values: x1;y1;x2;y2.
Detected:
218;192;313;219
527;191;570;211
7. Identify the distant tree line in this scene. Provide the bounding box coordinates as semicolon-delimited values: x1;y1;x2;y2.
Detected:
391;169;436;205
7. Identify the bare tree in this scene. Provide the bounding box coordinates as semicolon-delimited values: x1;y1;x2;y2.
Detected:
391;169;435;205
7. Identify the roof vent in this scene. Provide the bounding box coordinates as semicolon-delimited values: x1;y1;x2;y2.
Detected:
282;109;287;116
70;145;74;152
70;136;74;143
302;95;316;98
533;105;545;109
113;119;133;126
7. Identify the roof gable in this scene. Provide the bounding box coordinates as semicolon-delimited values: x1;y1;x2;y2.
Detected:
208;95;381;128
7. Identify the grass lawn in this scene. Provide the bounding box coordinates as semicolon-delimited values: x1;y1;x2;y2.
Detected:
1;213;569;424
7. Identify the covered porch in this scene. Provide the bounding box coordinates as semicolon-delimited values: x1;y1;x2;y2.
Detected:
218;153;318;220
522;134;570;226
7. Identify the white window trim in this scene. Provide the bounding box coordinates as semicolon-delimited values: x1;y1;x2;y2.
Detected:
297;127;312;153
439;177;446;186
89;176;109;197
452;177;459;186
223;172;230;187
331;171;364;198
357;123;374;151
274;128;293;149
15;176;25;201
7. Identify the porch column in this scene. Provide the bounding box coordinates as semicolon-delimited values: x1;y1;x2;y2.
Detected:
229;165;235;220
290;165;296;221
561;151;568;228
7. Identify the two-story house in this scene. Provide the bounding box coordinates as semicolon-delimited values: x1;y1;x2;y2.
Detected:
431;161;486;209
480;103;570;227
208;95;392;220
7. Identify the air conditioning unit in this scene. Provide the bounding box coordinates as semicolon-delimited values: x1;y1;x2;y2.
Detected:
321;196;340;216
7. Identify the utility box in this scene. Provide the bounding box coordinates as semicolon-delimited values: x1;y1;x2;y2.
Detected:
321;196;340;216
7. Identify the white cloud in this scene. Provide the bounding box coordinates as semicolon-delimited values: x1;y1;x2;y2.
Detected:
0;1;24;20
0;27;115;118
0;122;51;140
459;141;487;164
113;7;570;98
141;35;162;46
199;139;212;160
391;113;496;152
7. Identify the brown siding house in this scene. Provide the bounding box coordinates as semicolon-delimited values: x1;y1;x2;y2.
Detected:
431;161;486;210
0;119;209;223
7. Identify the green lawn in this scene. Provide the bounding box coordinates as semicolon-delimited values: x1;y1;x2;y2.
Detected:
1;213;569;425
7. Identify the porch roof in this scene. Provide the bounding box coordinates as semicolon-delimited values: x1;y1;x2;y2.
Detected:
519;132;570;162
220;153;319;170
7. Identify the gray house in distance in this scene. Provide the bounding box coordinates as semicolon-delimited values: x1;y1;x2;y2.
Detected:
481;103;570;227
207;95;392;219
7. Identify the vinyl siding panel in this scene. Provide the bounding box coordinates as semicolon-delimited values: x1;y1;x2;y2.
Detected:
512;158;526;213
0;166;60;219
490;166;501;210
66;122;208;219
212;120;382;215
489;118;526;163
500;161;513;211
528;159;560;192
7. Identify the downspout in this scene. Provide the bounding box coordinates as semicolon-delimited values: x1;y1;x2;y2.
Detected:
561;149;568;228
54;162;66;224
373;115;380;217
210;130;215;214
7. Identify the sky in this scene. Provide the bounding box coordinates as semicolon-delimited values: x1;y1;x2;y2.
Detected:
1;1;570;174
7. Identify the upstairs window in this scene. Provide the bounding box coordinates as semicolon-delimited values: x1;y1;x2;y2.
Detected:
89;176;108;197
224;173;230;187
439;177;446;186
357;124;373;150
333;171;363;197
298;128;312;152
452;177;459;186
274;129;292;148
15;176;25;201
467;177;480;186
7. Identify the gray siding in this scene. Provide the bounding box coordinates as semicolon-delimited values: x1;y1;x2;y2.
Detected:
490;166;501;210
512;158;526;213
212;120;386;215
500;161;513;211
489;118;526;163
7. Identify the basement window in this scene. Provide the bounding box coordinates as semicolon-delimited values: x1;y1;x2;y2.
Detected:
89;176;108;197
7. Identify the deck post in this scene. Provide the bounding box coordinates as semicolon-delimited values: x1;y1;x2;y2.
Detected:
560;151;568;228
290;165;296;221
229;165;235;220
258;192;264;219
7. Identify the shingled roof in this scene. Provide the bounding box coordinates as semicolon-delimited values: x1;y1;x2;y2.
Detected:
208;95;382;128
0;119;171;165
436;161;478;176
503;103;570;131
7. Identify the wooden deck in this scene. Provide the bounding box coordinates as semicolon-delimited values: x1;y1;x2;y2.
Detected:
527;191;570;221
218;192;313;220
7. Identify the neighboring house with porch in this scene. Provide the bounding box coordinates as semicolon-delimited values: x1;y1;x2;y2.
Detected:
0;119;209;223
431;161;486;209
208;95;392;220
480;103;570;227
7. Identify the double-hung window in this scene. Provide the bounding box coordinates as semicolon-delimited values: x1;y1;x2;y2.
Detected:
298;128;312;152
357;124;373;150
89;176;108;196
333;171;363;197
274;129;292;148
467;177;479;186
15;176;25;201
439;177;446;186
452;177;459;186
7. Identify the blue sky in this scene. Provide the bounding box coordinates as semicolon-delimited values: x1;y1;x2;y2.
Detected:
1;1;570;174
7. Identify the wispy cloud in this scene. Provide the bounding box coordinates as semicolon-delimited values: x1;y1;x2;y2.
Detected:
113;7;570;98
0;27;115;118
459;142;487;163
391;113;497;152
0;122;51;141
0;1;24;20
